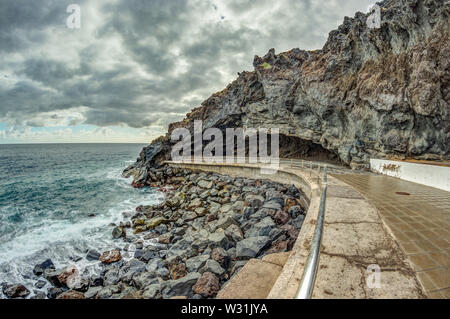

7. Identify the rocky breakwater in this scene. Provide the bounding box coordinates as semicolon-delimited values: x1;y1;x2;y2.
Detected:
1;166;307;299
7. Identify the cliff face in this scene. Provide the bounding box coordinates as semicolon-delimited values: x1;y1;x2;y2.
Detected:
127;0;449;176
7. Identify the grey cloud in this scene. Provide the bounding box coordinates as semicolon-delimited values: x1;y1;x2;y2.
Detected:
0;0;375;134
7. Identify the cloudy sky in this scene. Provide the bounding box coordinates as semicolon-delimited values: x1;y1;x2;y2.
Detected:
0;0;374;144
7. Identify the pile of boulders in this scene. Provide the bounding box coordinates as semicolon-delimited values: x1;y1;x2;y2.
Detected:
2;165;307;299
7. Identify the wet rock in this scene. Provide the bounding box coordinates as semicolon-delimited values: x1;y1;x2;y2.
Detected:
89;275;104;287
44;266;78;288
84;286;102;299
146;217;169;230
155;224;168;234
33;259;55;276
2;284;30;298
132;272;158;289
56;290;86;299
193;272;220;297
134;249;145;260
47;287;64;299
99;249;122;264
103;268;120;286
69;276;90;292
34;280;46;289
112;226;126;239
86;249;101;261
97;286;120;299
236;236;271;260
30;291;46;299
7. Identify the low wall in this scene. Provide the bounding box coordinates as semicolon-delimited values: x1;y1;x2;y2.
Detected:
370;159;450;191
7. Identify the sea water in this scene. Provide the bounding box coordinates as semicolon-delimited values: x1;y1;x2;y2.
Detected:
0;143;164;296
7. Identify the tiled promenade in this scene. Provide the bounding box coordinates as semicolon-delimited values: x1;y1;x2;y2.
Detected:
332;174;450;299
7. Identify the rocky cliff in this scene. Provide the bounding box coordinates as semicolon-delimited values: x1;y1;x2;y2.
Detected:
126;0;449;177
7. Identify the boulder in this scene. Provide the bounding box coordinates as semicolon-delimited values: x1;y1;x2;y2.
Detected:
169;263;188;280
288;205;303;219
188;198;203;209
215;215;238;230
132;272;158;289
245;217;275;238
224;224;244;242
44;266;78;288
47;287;64;299
208;231;234;250
197;180;213;189
186;255;209;272
86;249;101;261
56;290;86;299
236;236;271;260
162;272;201;299
112;226;126;239
33;259;55;276
211;247;231;269
99;249;122;264
291;215;305;229
142;284;162;299
84;286;102;299
274;211;290;225
200;260;225;277
2;284;30;298
262;200;283;211
146;217;168;230
193;272;220;297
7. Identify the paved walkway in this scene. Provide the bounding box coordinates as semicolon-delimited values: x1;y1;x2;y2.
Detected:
332;174;450;299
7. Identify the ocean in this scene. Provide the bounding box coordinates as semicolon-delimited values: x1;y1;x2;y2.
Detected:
0;143;164;295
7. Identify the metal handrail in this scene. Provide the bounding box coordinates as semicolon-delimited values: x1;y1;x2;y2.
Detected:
296;165;328;299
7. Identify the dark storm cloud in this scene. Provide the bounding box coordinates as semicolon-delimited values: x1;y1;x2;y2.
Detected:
0;0;375;134
0;0;81;52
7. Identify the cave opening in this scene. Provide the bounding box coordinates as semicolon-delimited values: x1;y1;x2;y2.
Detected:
277;134;343;165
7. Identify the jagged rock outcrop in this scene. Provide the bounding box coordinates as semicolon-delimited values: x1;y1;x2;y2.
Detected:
126;0;449;175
